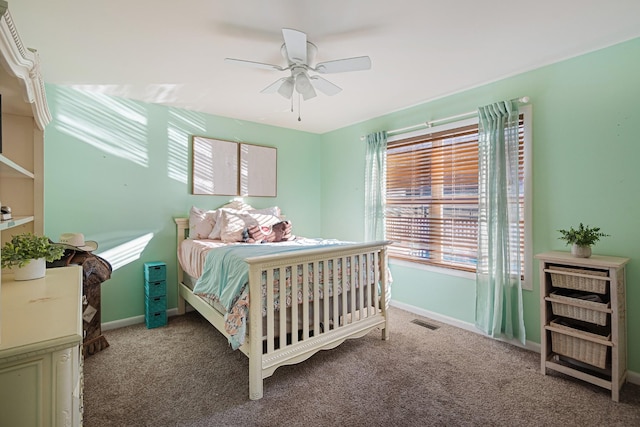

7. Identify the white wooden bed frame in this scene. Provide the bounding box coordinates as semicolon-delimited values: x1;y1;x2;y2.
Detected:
174;217;390;400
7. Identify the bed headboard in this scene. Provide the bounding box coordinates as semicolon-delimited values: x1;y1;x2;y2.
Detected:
175;217;189;245
174;217;189;305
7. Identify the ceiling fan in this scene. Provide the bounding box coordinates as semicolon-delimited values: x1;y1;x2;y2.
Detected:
225;28;372;103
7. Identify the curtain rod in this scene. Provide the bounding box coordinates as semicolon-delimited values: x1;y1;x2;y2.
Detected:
361;96;529;140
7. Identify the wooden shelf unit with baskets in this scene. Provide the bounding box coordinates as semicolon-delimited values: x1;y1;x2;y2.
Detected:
535;251;630;401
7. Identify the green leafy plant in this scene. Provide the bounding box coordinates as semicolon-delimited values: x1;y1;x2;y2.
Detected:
557;223;609;247
1;233;65;269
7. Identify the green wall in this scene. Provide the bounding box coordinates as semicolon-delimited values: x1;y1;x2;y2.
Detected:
43;87;322;323
320;37;640;372
43;37;640;373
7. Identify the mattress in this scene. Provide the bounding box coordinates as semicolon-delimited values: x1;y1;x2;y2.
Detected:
178;238;235;280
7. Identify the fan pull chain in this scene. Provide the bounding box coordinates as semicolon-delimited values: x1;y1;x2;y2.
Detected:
297;93;302;122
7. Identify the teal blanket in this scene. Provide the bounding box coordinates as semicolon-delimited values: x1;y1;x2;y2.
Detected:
192;239;348;311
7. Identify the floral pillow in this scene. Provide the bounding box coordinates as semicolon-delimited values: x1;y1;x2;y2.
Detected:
188;206;218;239
244;220;293;243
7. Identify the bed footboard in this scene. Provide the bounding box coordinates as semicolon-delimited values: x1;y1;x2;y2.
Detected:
245;240;390;399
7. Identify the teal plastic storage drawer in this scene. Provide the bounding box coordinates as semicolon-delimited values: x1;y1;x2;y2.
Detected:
145;294;167;329
144;261;166;282
145;295;166;314
145;311;167;329
145;280;166;298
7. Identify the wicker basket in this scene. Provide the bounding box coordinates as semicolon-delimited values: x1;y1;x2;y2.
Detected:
548;292;609;326
550;320;610;369
549;266;608;294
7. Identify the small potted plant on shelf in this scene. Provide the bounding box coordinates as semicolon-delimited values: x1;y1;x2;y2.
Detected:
1;233;65;280
557;223;609;258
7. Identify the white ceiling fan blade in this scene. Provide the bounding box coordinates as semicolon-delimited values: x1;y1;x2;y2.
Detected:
310;76;342;96
295;72;316;100
225;58;284;72
315;56;371;74
282;28;307;64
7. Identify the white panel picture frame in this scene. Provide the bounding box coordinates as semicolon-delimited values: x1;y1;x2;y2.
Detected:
191;136;238;195
240;143;277;197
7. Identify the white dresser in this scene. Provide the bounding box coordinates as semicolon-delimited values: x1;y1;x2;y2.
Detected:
0;266;83;426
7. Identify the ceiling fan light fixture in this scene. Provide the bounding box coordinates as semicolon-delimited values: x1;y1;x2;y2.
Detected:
277;77;294;99
295;71;316;100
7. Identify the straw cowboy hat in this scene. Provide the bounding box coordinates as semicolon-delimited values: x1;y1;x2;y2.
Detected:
58;232;98;252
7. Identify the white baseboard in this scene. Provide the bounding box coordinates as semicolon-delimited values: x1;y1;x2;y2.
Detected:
102;308;179;331
389;300;640;386
389;300;540;353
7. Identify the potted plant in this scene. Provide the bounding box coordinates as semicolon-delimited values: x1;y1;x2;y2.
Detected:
1;233;65;280
557;223;609;258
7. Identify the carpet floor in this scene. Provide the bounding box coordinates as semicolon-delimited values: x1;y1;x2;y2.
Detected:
83;307;640;426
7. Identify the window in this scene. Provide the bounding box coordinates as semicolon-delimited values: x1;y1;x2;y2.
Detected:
386;107;531;286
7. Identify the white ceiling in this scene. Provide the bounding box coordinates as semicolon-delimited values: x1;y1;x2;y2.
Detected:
9;1;640;134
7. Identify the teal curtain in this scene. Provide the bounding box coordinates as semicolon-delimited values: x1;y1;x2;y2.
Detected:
364;131;387;242
475;100;526;344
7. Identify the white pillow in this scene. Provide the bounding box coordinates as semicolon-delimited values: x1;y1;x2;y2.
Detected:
204;201;253;239
208;206;281;240
188;206;218;239
208;208;238;240
219;210;282;242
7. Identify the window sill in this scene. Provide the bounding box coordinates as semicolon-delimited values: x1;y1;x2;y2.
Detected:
388;258;533;291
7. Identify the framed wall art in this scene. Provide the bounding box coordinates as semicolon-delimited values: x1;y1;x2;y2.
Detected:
191;136;238;195
240;143;277;197
191;136;277;197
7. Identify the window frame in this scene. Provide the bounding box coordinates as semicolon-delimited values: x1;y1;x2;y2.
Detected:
385;105;533;290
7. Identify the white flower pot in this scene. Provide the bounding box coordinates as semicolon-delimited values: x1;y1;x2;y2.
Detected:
13;258;46;281
571;244;592;258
